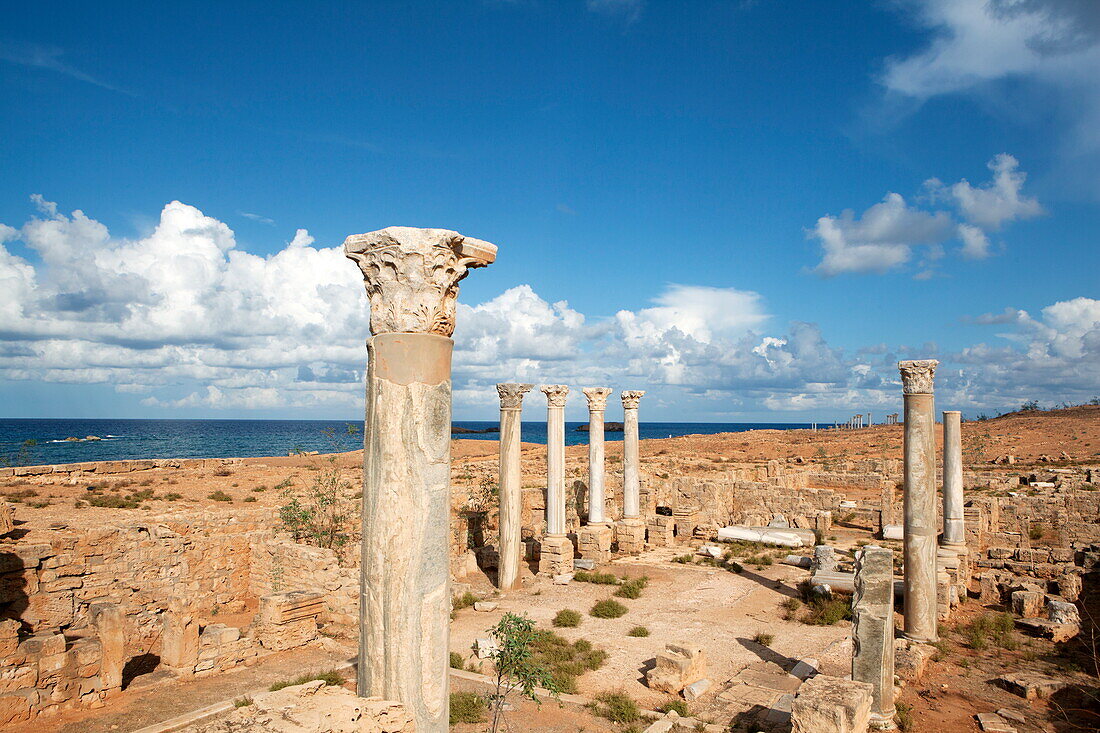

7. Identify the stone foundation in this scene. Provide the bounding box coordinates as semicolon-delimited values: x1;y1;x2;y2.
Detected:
576;525;613;565
615;519;646;555
538;535;574;576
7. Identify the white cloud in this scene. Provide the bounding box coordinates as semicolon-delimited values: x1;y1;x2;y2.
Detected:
810;155;1040;275
0;196;1094;418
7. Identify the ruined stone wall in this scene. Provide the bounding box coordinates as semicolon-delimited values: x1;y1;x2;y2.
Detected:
248;536;359;626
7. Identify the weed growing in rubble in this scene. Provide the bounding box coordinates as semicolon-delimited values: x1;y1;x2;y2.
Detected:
587;691;640;723
278;425;357;551
484;613;561;733
268;669;344;692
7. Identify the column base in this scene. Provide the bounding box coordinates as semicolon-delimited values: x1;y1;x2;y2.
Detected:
577;525;613;565
901;632;937;644
615;518;646;555
538;534;575;576
646;515;674;547
869;709;898;730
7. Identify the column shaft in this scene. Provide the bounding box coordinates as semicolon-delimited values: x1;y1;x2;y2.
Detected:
359;333;452;729
853;546;896;729
497;384;532;590
942;411;965;547
903;391;938;642
623;404;641;518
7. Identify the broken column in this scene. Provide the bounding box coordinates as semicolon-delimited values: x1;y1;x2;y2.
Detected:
539;384;574;575
91;603;125;692
496;383;533;591
616;390;646;555
345;226;496;732
899;359;939;643
852;546;896;730
578;387;614;564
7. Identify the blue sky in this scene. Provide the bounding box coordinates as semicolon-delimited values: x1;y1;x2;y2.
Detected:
1;0;1097;422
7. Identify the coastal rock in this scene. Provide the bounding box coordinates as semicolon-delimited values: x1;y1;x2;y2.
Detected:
577;422;624;432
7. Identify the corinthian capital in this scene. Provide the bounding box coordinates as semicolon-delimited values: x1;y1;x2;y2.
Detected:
497;383;533;409
621;390;646;409
582;387;613;411
540;384;569;408
344;226;497;337
898;360;938;395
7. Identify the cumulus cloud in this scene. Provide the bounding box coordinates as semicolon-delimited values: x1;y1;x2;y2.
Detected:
0;196;1093;418
810;155;1039;276
882;0;1100;192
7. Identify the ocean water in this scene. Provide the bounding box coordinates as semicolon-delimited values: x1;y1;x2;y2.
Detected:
0;418;811;465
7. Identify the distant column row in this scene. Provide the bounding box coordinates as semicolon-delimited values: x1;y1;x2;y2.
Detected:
494;384;646;585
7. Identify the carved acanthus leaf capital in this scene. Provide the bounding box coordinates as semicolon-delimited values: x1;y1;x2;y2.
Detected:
582;387;613;411
540;384;569;408
621;390;646;409
497;383;534;409
898;359;938;395
344;226;497;337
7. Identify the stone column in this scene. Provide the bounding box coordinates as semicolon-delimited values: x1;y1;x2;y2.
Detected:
852;546;896;729
539;385;573;575
616;390;646;554
941;411;965;549
578;388;614;564
497;383;533;591
345;227;496;732
899;359;939;643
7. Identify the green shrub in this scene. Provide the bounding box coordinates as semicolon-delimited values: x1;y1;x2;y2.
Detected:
450;651;464;669
574;570;620;585
658;699;689;716
233;696;253;708
449;691;486;724
801;596;852;626
896;701;913;731
208;490;232;502
672;554;694;564
269;669;344;692
614;577;649;599
243;496;257;503
781;597;802;620
553;609;582;628
627;626;650;637
588;691;640;723
161;492;183;501
528;630;608;694
753;632;774;647
452;592;478;611
590;599;628;619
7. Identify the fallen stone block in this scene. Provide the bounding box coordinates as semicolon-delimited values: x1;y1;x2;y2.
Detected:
552;573;573;585
474;638;498;660
976;712;1018;733
646;642;707;694
473;601;498;612
995;672;1068;701
783;555;812;569
1010;590;1043;618
791;674;872;733
894;638;935;682
573;558;597;571
790;658;819;681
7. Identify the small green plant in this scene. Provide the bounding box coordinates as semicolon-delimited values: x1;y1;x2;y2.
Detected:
553;609;582;628
527;630;607;694
278;425;358;550
269;669;344;692
573;570;620;585
162;492;183;501
781;597;802;620
233;696;253;708
658;699;689;716
590;599;628;619
450;651;464;669
208;490;232;502
801;595;852;626
449;691;486;724
753;632;774;647
243;496;257;503
672;554;694;564
614;576;649;599
627;626;650;637
588;691;640;723
1028;524;1045;541
895;701;913;731
453;592;478;611
484;614;561;732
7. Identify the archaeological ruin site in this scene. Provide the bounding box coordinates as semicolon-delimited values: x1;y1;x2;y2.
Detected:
1;227;1098;733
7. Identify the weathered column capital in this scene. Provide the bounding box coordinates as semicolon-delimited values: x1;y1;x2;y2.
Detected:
497;383;533;410
621;390;646;409
898;360;938;395
540;384;569;407
582;387;614;411
344;226;497;337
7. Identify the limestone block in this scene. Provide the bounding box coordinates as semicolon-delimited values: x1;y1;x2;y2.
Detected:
977;712;1018;733
1047;600;1080;626
474;638;498;659
616;519;646;555
577;525;613;564
90;603;124;690
538;535;574;576
473;602;497;612
161;599;199;672
1010;591;1043;618
0;618;19;657
790;675;873;733
683;678;712;701
812;545;838;572
0;689;36;727
790;658;819;681
646;643;707;694
0;502;13;536
1056;573;1082;602
995;672;1067;701
200;623;241;645
894;638;935;682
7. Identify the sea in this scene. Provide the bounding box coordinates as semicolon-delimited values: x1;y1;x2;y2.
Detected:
0;418;812;465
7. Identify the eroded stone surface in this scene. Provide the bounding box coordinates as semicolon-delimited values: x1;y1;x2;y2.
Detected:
791;674;872;733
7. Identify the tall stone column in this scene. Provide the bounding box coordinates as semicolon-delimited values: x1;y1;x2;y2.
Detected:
941;410;965;548
852;546;896;729
497;383;533;591
616;390;646;555
539;385;573;575
345;227;496;732
578;388;614;564
899;359;939;643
